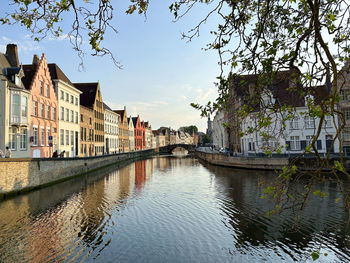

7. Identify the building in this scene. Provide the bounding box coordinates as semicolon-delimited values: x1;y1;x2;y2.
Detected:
80;105;94;156
23;54;58;158
337;60;350;155
127;116;135;152
48;63;81;157
0;44;31;158
103;103;119;154
114;106;129;152
152;130;166;147
74;82;104;156
206;116;213;142
169;130;177;145
212;110;229;149
227;70;304;153
144;121;152;149
132;116;143;150
157;127;170;146
140;121;146;149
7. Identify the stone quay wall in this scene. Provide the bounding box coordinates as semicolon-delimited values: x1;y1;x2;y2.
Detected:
195;151;289;170
196;150;350;173
0;149;155;198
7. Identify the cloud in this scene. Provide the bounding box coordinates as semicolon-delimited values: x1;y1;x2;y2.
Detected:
48;34;70;41
0;35;41;53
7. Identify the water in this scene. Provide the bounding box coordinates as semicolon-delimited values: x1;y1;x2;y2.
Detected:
0;156;349;262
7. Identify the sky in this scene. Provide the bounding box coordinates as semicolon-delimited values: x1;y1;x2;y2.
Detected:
0;1;223;132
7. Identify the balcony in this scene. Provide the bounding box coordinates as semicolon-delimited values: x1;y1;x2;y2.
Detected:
10;115;28;127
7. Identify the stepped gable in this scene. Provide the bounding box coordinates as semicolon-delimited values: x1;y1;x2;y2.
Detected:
74;82;98;108
48;63;74;87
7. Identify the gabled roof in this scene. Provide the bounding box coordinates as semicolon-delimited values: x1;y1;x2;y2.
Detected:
22;64;38;90
48;63;74;87
114;109;126;122
74;82;99;108
132;116;139;127
103;102;113;111
0;53;11;71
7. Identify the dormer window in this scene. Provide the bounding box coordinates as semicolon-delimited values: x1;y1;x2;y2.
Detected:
15;75;20;86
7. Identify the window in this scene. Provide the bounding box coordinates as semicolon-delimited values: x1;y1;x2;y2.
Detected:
40;81;43;95
11;94;21;121
66;108;69;121
52;107;56;120
60;90;64;100
60;129;64;145
304;116;315;129
290;118;299;129
75;97;78;105
20;128;27;150
46;105;50;119
345;108;350;120
47;128;51;146
33;126;38;146
71;110;74;123
306;135;313;146
41;127;45;146
40;103;44;118
33;101;38;116
60;107;64;120
71;131;74;146
65;92;69;102
81;114;84;122
340;89;349;100
45;84;49;97
81;127;84;141
89;118;92;125
70;95;74;104
290;136;301;150
66;130;69;145
343;130;350;141
9;127;16;150
21;96;28;118
75;112;78;124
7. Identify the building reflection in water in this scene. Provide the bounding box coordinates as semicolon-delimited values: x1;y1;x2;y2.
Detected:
203;162;350;261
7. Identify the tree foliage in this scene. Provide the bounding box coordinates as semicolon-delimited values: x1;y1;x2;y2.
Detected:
179;125;198;134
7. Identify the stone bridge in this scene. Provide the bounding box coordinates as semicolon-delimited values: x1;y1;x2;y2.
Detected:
157;144;196;154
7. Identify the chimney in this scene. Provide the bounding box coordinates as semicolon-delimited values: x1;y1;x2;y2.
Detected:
32;54;40;66
6;44;19;67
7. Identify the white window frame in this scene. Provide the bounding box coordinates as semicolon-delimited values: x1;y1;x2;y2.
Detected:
20;128;27;150
33;126;38;146
290;136;301;150
41;126;45;146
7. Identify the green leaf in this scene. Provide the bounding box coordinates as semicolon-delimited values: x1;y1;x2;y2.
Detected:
311;251;319;261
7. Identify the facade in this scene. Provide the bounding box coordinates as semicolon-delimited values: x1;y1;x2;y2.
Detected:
23;54;58;158
144;121;152;149
157;127;170;146
212;110;229;149
169;130;177;145
0;44;31;158
141;121;146;149
132;116;143;150
114;107;129;152
240;105;339;156
337;60;350;155
80;105;94;156
75;82;104;156
152;130;166;147
103;103;119;154
48;64;81;157
127;117;135;151
227;70;304;153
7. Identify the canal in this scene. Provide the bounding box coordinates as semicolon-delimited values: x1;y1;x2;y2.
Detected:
0;156;349;262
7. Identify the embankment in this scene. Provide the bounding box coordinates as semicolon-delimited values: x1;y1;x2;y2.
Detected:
196;150;350;172
0;149;156;199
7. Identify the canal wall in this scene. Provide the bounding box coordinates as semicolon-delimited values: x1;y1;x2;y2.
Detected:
0;149;156;199
195;150;350;172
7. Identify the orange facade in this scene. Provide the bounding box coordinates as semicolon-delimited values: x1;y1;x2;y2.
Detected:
23;55;58;158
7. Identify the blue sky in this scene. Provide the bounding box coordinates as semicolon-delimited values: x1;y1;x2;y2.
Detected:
0;1;222;132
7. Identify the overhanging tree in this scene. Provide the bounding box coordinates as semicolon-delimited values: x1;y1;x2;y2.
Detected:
2;0;350;214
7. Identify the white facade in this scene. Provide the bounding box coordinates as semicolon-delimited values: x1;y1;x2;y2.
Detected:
128;117;135;152
145;124;152;149
212;110;229;149
104;107;119;154
241;106;340;156
0;68;31;158
55;79;81;157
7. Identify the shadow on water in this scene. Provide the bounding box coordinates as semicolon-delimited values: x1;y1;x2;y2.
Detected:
200;160;350;262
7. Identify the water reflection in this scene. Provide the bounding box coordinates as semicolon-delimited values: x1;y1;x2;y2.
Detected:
0;156;349;262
